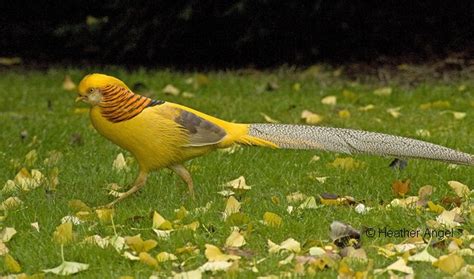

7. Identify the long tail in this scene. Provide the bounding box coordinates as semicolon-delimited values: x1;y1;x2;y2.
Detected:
240;124;473;166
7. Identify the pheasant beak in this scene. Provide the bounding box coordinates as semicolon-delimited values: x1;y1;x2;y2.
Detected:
75;96;86;102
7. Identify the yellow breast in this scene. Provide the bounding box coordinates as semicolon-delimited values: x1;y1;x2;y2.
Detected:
90;105;212;171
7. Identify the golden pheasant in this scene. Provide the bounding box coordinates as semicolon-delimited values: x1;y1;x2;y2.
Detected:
77;74;473;207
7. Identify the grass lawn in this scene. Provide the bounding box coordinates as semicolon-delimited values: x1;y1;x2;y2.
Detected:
0;67;472;278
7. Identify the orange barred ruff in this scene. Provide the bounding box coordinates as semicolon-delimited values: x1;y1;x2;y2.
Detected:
100;84;162;123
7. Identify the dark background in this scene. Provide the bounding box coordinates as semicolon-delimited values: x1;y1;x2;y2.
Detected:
1;0;473;68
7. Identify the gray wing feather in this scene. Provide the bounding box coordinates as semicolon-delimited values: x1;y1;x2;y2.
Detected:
175;110;227;146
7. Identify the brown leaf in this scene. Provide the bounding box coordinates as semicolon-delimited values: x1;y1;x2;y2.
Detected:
392;179;410;196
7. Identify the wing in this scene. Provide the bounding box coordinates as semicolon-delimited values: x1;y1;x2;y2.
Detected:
153;104;227;147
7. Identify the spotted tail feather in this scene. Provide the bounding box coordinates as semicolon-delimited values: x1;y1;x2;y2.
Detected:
246;124;473;166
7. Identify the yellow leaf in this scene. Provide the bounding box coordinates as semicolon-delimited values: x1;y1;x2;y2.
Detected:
408;249;437;263
182;92;195;98
342;89;357;101
139;252;158;267
112;153;129;172
182;221;200;231
156;252;178;262
162;84;180;96
452;111;466;120
225;230;246;248
0;241;9;256
175;206;188;220
95;208;114;224
321;95;337;105
298;196;319;209
373;87;392;96
224;196;241;219
152;211;173;230
448;181;470;197
204;244;240;261
0;227;17;242
125;235;157;253
358;104;375;111
263;212;282;227
4;253;21;273
268;238;301;254
292;83;301;91
24;149;37;166
223;176;251;190
68;199;92;212
338;109;351;119
0;57;22;66
53;222;73;245
43;261;89;275
301;110;323;124
433;253;465;274
387;107;402;118
329;157;363;170
62;75;76;91
0;197;23;210
286;192;307;204
260;113;280;123
427;201;445;214
172;269;202;279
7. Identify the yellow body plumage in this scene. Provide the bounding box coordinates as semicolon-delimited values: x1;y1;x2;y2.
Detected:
77;73;473;207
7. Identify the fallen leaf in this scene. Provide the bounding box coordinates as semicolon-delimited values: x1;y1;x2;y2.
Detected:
162;84;180;96
225;230;246;248
358;104;375;111
224;176;251;190
338;109;351;119
392;179;411;196
268;238;301;254
139;252;158;267
53;222;73;245
182;92;195;98
112;153;129;172
61;215;82;225
83;235;109;249
0;57;22;66
152;211;173;230
292;83;301;91
125;235;157;253
418;185;433;202
448;181;470;197
173;269;202;279
4;253;21;273
260;113;280;123
31;222;40;232
0;241;9;255
204;244;240;261
436;209;461;228
354;203;371;214
43;261;89;275
373;87;392;96
24;149;37;166
62;75;76;91
375;258;413;275
286;192;307;204
387;107;402;118
96;208;114;224
416;129;431;138
329;157;363;170
278;253;295;265
0;227;17;242
298;197;319;210
408;249;437;263
263;212;282;227
452;111;466;120
156;252;178;262
321;95;337;105
301;110;323;124
224;196;241;219
199;261;233;272
433;253;465;274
